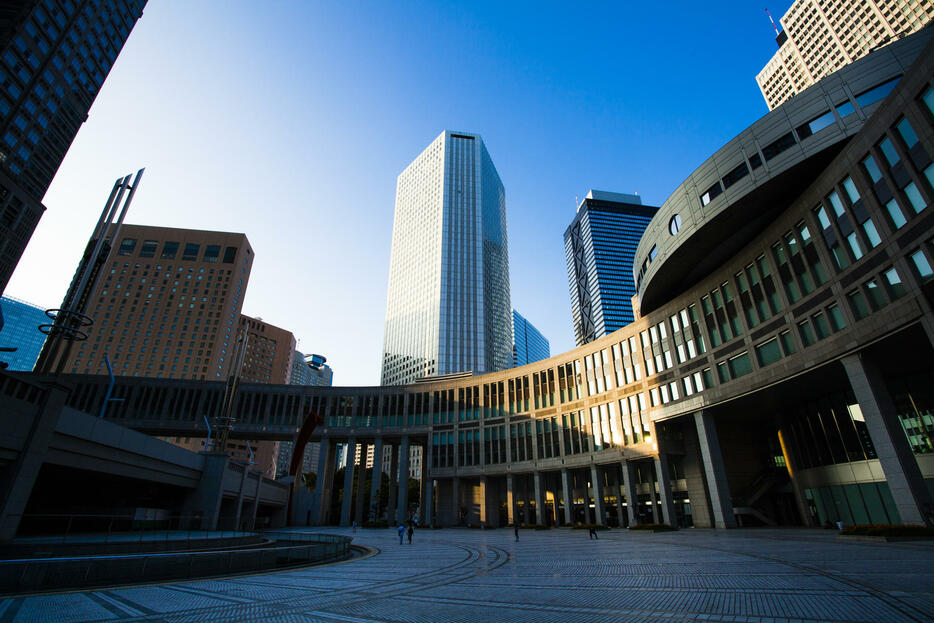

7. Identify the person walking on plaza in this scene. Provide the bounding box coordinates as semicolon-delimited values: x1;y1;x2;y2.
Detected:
588;526;598;540
407;523;414;544
398;524;405;545
514;523;519;542
352;520;357;533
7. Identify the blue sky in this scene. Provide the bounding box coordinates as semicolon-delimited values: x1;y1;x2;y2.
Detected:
7;1;790;386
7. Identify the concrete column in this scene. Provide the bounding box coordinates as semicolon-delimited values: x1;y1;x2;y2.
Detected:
622;460;638;527
387;443;398;523
648;466;660;523
694;411;737;528
369;438;383;522
534;471;545;525
654;454;677;527
425;479;435;526
778;428;817;527
523;476;532;524
245;469;261;530
842;354;932;525
452;476;460;525
560;468;572;525
396;436;410;524
590;465;605;525
613;467;625;527
0;383;68;541
340;439;357;526
186;452;230;530
354;444;368;525
419;444;431;524
682;421;713;528
232;464;249;530
506;473;516;525
309;440;331;525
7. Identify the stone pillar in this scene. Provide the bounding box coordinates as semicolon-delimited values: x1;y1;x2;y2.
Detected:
522;476;532;524
506;473;516;525
654;454;677;527
842;354;932;525
694;411;737;528
648;466;660;523
613;467;625;527
419;444;431;524
310;440;332;525
387;443;398;523
777;428;816;527
186;452;230;531
354;444;368;525
0;382;68;542
622;460;639;527
681;422;713;528
245;469;262;530
232;464;249;530
561;468;573;525
340;439;357;526
396;436;411;524
534;471;545;525
369;438;383;522
452;476;460;525
590;465;605;525
425;479;435;526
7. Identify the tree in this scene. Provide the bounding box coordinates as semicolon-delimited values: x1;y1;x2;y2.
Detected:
301;471;317;492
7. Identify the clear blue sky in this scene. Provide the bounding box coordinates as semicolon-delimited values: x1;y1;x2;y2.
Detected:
7;1;790;386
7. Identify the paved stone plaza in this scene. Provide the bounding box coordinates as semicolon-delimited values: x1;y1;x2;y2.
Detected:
1;527;932;622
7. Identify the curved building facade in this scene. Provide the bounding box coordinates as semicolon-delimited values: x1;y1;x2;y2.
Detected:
21;27;934;532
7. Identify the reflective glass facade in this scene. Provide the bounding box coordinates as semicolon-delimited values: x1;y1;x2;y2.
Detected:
0;294;47;370
565;191;657;346
0;0;147;294
382;131;511;385
512;308;549;367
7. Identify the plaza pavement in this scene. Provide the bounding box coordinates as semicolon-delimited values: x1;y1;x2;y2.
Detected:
1;526;932;623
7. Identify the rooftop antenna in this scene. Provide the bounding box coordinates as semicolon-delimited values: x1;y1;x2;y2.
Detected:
765;8;780;36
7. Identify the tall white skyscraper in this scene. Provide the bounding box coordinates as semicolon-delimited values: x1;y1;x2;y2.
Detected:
756;0;933;110
381;131;511;385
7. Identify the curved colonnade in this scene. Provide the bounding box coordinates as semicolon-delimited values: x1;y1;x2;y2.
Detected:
39;28;934;531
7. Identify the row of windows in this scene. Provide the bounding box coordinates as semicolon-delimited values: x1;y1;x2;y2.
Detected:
117;238;239;263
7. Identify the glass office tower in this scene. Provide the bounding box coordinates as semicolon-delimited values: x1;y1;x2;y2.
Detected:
0;294;47;370
381;131;511;385
565;190;658;346
0;0;147;295
512;308;550;367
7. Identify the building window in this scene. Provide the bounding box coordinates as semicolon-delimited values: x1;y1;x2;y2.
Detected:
668;214;681;235
223;246;237;263
796;109;835;139
896;117;919;148
139;240;157;258
854;77;900;110
762;132;796;161
204;245;220;262
117;238;136;256
886;199;907;229
183;243;200;261
161;241;179;259
722;162;749;189
910;249;933;282
700;182;722;206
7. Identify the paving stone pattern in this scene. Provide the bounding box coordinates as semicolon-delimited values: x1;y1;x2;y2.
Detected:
2;528;932;622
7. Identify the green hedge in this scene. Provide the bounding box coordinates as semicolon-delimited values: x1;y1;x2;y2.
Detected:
628;523;676;531
840;524;934;537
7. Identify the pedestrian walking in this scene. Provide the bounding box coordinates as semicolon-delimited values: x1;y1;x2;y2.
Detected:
407;524;414;544
398;524;405;545
514;524;519;542
352;520;357;533
588;526;598;540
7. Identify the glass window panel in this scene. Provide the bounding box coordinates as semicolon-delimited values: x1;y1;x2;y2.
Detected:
904;182;927;214
886;199;907;229
815;206;831;230
828;191;845;217
927;163;934;189
755;338;782;367
865;279;886;310
910;249;933;281
896;117;919;148
923;87;934;115
799;319;816;346
727;352;752;378
846;232;863;260
861;219;881;247
842;177;860;203
779;330;796;355
812;312;831;340
883;267;906;300
879;137;899;166
862;155;882;183
827;304;846;331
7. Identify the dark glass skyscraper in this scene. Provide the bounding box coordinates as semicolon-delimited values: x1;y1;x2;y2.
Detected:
0;0;147;294
512;308;549;367
565;190;658;346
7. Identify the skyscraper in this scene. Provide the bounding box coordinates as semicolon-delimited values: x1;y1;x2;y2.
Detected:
58;223;253;379
512;308;550;367
0;0;147;294
238;314;295;384
565;190;658;346
0;294;47;370
381;130;511;385
756;0;933;110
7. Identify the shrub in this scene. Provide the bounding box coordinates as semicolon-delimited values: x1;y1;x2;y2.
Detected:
840;524;934;537
628;523;676;531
